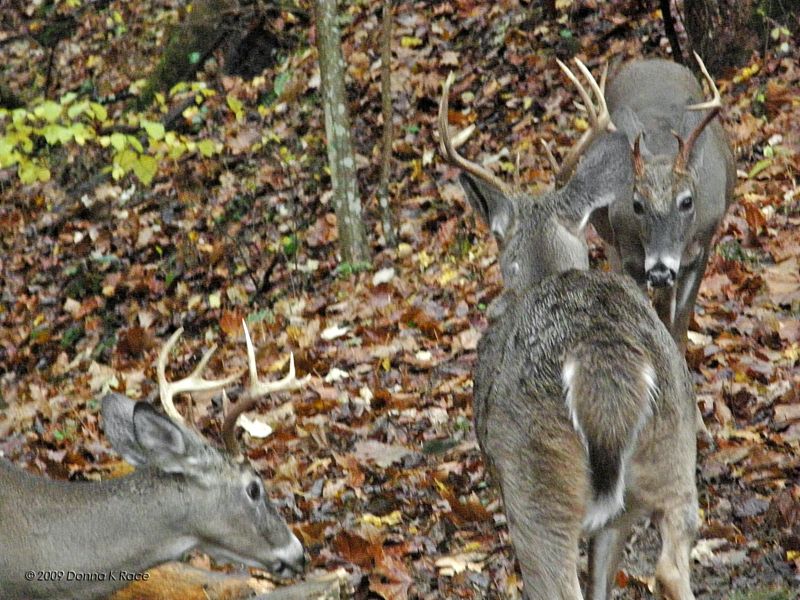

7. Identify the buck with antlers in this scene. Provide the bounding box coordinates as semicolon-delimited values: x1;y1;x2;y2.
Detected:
553;54;735;350
0;322;308;600
440;69;698;599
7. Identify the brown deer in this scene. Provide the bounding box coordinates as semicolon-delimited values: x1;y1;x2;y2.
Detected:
553;53;735;352
0;322;308;600
439;70;698;599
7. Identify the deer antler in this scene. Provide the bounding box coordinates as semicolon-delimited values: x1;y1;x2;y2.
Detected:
157;328;242;425
673;52;722;174
438;72;510;195
632;134;646;179
552;59;616;187
221;320;310;458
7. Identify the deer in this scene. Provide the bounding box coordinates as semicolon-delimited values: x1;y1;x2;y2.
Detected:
0;321;309;600
439;70;699;599
552;53;735;353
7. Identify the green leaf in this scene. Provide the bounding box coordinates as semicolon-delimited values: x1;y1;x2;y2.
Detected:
197;138;215;157
18;160;50;184
110;132;126;150
274;71;291;97
142;120;165;141
34;101;62;123
127;135;144;153
227;95;244;121
41;124;74;145
66;100;90;119
748;158;772;178
60;92;78;105
71;122;94;145
90;103;108;122
132;154;157;185
188;51;201;65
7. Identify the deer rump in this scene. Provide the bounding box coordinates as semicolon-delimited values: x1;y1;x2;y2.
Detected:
473;269;683;533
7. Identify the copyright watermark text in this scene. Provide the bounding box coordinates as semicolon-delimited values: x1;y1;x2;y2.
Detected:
24;570;149;583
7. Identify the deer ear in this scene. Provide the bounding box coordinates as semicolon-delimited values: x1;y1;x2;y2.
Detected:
565;132;634;231
459;173;516;243
102;393;149;467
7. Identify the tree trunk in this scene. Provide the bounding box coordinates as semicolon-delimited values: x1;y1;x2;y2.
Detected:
313;0;371;264
684;0;757;75
377;0;397;248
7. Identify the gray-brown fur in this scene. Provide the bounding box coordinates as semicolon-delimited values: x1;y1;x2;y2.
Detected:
0;394;304;600
442;78;699;596
594;58;736;350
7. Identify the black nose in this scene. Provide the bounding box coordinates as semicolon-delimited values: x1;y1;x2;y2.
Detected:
647;264;676;288
274;554;305;578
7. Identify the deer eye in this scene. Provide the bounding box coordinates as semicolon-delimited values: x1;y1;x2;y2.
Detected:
246;480;261;502
632;198;644;215
677;193;693;212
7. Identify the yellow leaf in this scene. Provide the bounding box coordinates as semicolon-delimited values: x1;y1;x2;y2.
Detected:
574;116;589;131
208;292;222;309
417;250;433;270
227;95;244;121
380;356;391;371
110;132;126;151
361;511;402;527
142;120;165;141
132;154;157;185
90;102;107;122
33;101;61;123
439;267;458;286
197;139;216;157
401;36;423;48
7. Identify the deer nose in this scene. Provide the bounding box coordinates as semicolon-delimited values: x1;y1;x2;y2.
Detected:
273;535;306;576
647;263;676;288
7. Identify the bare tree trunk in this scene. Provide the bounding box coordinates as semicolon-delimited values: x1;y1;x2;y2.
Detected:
377;0;397;248
659;0;684;64
313;0;370;264
684;0;754;74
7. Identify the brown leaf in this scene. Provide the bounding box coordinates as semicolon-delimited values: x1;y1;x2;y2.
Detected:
219;310;243;337
332;531;379;569
117;326;153;357
764;257;800;305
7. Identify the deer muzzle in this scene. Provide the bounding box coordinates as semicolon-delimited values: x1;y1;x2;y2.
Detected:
647;262;676;288
272;534;306;577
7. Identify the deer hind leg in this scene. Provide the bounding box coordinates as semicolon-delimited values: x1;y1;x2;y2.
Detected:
497;466;584;599
587;506;643;600
654;503;698;600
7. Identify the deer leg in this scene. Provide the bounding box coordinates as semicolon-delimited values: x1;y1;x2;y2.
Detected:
587;508;642;600
495;463;584;600
672;251;708;352
653;503;698;600
650;285;675;333
672;253;715;444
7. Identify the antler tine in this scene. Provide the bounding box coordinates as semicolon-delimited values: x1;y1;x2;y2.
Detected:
599;62;608;96
553;59;617;187
222;320;310;456
540;139;560;173
438;71;510;195
674;52;722;174
157;327;242;425
686;52;721;111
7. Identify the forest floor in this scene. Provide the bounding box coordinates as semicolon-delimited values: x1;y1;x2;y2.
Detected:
0;1;798;599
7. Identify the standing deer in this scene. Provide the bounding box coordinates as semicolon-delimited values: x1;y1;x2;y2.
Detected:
440;71;698;599
556;54;735;351
0;322;308;600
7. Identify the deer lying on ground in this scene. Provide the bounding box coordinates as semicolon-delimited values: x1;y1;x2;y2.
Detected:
439;71;698;599
0;322;308;600
553;53;735;351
